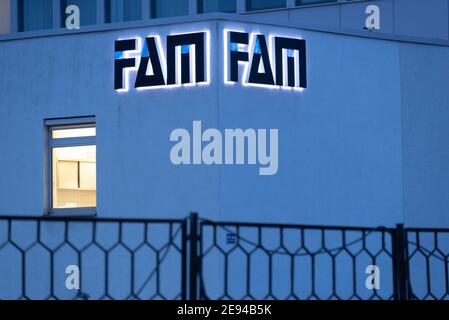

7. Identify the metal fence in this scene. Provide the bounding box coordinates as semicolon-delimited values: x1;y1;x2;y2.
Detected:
405;228;449;300
198;218;395;300
0;214;448;300
0;216;186;300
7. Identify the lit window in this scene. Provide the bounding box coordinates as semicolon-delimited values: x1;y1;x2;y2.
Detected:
52;127;96;139
48;122;96;214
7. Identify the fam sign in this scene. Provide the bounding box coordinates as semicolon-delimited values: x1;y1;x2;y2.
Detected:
114;30;307;92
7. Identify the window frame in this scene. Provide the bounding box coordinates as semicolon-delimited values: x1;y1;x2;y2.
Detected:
46;117;97;216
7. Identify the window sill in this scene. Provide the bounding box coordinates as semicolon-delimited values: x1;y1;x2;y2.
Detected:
48;207;97;217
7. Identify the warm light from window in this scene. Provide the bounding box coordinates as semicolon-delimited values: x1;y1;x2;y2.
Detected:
52;127;96;139
52;145;96;209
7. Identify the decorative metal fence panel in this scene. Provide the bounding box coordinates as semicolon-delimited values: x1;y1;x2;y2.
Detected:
1;214;449;300
406;228;449;300
198;220;395;300
0;216;186;300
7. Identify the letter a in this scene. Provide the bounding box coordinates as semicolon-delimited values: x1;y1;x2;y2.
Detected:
65;265;80;290
65;5;80;30
365;5;380;30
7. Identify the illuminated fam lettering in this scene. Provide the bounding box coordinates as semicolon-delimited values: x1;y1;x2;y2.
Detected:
225;31;307;89
114;30;306;92
114;31;208;91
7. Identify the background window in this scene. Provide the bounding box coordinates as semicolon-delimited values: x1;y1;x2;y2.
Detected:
246;0;286;11
105;0;142;23
151;0;188;18
18;0;52;31
296;0;337;6
61;0;97;26
199;0;236;13
0;0;11;34
50;125;96;211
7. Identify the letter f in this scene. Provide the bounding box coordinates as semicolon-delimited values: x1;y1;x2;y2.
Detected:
115;39;136;91
228;31;249;82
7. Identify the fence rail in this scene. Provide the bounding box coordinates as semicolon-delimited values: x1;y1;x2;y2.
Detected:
0;214;448;300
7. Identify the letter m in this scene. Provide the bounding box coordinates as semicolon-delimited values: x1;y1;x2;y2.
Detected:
166;32;207;85
274;37;307;89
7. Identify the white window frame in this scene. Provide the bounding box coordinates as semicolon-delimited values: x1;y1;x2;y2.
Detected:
46;116;97;216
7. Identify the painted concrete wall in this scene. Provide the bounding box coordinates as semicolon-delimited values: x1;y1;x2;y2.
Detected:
0;20;405;227
394;0;449;40
400;42;449;228
216;21;402;227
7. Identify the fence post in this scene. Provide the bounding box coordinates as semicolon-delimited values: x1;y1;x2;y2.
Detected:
189;213;199;300
181;219;188;300
392;224;409;300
